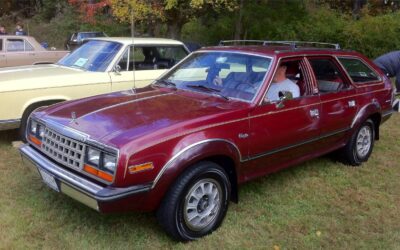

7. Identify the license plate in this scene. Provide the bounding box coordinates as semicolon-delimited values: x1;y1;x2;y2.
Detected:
38;168;59;192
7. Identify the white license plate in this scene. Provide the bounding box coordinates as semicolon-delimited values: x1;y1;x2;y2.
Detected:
38;168;59;192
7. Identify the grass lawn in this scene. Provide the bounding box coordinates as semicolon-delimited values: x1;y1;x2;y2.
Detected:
0;115;399;249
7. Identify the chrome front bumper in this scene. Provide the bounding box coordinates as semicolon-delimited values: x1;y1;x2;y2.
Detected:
19;144;151;211
0;119;20;131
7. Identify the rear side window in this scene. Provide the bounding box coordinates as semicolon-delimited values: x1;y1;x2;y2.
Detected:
338;57;380;83
309;57;349;93
7;39;34;52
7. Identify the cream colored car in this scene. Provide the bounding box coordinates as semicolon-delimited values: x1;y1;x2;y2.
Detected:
0;37;189;136
0;35;68;67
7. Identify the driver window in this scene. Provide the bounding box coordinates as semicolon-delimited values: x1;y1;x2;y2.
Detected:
264;59;309;103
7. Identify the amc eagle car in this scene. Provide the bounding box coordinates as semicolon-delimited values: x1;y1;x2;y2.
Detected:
20;41;397;241
0;35;68;67
0;37;189;138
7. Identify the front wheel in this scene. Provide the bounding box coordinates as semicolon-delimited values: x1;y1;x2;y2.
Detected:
341;119;375;166
157;161;231;241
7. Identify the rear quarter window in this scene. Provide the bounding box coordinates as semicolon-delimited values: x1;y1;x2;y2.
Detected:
338;57;380;83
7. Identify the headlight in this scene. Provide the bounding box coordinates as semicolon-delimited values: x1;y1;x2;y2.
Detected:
30;120;38;134
87;148;101;166
38;125;45;138
103;154;117;173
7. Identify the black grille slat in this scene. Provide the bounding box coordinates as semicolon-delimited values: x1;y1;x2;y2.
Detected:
41;128;86;170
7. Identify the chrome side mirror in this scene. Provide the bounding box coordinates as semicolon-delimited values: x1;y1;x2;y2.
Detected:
113;65;121;75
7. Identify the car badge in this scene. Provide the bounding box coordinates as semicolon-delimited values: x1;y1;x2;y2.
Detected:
70;112;77;124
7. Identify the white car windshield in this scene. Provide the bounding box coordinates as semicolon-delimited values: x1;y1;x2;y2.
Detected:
58;40;122;72
159;52;272;102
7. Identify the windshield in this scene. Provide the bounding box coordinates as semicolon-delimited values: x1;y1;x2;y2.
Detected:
159;52;272;102
58;40;122;72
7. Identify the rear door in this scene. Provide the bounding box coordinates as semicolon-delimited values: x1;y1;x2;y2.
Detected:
307;56;358;150
109;45;188;91
5;38;36;66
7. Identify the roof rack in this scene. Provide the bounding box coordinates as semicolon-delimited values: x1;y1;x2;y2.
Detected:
218;40;267;46
218;40;341;50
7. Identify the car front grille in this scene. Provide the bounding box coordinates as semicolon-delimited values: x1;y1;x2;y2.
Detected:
41;127;86;170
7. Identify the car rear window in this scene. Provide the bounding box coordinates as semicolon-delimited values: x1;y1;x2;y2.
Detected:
338;57;380;83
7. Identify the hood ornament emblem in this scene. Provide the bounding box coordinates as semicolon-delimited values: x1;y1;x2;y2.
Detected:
70;111;77;124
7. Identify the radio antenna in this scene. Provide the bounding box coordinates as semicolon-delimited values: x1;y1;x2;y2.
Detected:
131;10;136;94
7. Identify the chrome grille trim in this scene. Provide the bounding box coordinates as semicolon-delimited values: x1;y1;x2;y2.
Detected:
41;127;86;171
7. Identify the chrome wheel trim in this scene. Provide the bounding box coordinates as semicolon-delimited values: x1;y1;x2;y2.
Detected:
356;125;372;159
183;178;222;232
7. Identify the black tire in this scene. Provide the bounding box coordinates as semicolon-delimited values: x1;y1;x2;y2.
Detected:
156;161;231;241
341;119;375;166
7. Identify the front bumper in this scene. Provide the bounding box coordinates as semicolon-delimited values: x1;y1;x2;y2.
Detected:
0;119;20;131
19;144;151;212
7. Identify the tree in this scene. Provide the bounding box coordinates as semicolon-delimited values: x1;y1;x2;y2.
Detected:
109;0;237;39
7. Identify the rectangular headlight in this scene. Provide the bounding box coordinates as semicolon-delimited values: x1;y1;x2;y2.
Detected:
30;120;38;134
87;148;101;166
103;154;117;173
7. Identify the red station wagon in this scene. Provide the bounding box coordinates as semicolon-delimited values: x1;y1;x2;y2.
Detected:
20;41;398;241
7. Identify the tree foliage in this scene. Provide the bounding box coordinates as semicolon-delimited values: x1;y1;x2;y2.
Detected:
108;0;237;38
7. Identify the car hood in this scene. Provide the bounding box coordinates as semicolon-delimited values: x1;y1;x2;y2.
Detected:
0;64;107;92
34;88;249;148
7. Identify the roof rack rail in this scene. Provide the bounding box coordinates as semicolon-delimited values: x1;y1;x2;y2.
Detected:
218;40;341;50
263;41;341;50
218;40;267;46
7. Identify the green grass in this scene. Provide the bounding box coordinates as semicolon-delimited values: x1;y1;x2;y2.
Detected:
0;115;399;249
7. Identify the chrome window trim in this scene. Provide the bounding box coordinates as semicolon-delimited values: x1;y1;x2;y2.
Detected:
151;139;242;188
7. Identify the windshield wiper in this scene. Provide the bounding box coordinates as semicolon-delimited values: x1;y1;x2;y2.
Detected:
154;79;177;89
186;84;229;100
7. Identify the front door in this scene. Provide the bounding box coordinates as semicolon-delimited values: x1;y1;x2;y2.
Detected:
244;57;321;180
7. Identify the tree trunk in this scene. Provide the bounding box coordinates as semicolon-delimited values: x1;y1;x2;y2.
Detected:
234;0;244;40
166;21;183;39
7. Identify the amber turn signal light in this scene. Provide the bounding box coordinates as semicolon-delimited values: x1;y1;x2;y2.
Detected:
29;134;42;147
84;164;113;182
128;162;154;174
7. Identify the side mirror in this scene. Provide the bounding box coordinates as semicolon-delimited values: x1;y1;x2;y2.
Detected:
113;65;122;75
275;91;293;109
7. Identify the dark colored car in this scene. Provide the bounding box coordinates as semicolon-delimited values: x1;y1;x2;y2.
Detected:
65;31;107;51
20;41;398;241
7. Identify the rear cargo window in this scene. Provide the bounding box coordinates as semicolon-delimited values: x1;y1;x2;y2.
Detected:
339;57;380;83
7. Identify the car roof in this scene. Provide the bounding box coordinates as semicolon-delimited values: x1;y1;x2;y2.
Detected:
87;37;185;46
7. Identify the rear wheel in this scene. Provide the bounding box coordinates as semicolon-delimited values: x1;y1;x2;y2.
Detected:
157;161;231;241
341;119;375;166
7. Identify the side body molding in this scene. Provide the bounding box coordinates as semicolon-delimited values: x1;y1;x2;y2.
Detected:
152;139;242;189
